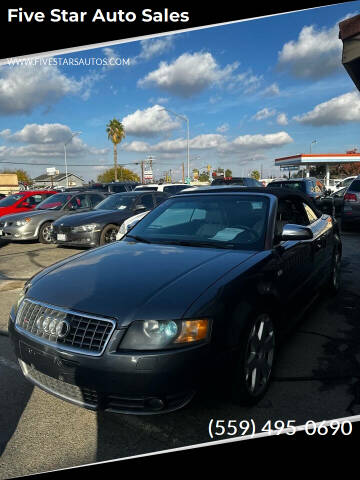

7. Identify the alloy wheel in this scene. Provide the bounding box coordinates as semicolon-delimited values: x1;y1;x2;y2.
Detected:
244;314;275;397
104;228;118;243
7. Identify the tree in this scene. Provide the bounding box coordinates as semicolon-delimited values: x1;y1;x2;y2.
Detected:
198;171;210;182
250;170;260;180
333;162;360;177
225;168;232;178
0;168;33;185
106;119;126;182
97;167;140;183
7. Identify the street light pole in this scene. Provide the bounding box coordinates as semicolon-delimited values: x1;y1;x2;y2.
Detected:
159;107;190;180
64;131;81;188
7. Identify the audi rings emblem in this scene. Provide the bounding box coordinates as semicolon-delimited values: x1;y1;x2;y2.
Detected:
36;315;71;338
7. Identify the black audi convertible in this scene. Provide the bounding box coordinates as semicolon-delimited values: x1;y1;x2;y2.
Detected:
9;187;341;414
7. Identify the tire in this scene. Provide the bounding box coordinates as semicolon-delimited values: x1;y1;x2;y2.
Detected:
38;222;53;244
231;312;276;406
99;224;119;246
327;249;341;295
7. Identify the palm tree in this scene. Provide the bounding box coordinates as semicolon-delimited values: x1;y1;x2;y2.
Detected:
106;119;126;182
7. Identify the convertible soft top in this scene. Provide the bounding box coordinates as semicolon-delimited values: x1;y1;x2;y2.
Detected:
177;185;324;217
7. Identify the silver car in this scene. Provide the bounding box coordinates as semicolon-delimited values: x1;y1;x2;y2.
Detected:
0;191;106;244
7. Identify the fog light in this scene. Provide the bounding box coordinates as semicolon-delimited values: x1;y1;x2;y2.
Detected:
146;397;165;411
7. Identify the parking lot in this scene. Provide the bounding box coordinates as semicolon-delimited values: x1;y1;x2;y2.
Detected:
1;229;360;478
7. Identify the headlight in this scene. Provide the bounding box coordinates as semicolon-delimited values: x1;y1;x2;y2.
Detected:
15;218;31;227
13;282;31;318
72;224;98;232
119;318;211;350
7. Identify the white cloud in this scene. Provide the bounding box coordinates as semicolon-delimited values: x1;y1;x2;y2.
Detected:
122;105;181;137
263;83;280;96
138;52;239;97
0;123;107;158
123;131;292;157
276;113;288;125
277;23;342;79
137;37;174;61
253;108;277;121
4;123;74;144
0;63;101;114
220;131;293;154
294;91;360;125
216;123;229;133
226;69;263;94
123;141;150;152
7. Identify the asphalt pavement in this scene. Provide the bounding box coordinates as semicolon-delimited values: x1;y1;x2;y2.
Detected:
0;233;360;478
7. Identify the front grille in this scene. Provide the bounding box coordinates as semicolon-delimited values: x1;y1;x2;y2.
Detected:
16;299;116;356
20;360;99;408
55;226;72;234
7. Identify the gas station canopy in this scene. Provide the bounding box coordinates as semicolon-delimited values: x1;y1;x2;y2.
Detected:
275;153;360;187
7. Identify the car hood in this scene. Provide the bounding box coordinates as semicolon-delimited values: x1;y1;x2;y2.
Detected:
0;209;52;223
26;240;258;325
53;209;131;226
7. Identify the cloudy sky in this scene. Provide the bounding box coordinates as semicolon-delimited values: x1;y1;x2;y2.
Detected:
0;2;359;181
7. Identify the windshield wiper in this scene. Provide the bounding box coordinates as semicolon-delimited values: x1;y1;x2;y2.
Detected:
126;234;152;244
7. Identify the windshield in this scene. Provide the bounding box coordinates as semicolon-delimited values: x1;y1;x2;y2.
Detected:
0;193;25;207
94;194;135;211
127;194;269;250
36;193;73;210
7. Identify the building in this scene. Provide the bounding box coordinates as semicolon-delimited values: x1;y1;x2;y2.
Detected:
275;153;360;188
33;172;84;189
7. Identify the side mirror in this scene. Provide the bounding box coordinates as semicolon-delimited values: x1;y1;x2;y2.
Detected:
280;224;313;241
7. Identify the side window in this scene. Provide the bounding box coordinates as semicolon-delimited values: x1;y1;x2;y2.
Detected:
139;194;154;210
26;194;43;206
42;193;54;201
303;203;319;224
154;194;166;206
68;194;90;209
89;194;104;208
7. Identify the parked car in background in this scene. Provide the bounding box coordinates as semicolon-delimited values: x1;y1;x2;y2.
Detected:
267;178;327;199
134;183;192;194
211;177;263;187
0;190;57;219
86;182;139;194
342;177;360;227
9;186;341;414
116;210;150;240
267;178;337;217
333;176;357;192
0;193;6;200
0;191;106;244
52;191;169;247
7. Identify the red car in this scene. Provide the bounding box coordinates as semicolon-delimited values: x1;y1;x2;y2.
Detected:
0;190;57;218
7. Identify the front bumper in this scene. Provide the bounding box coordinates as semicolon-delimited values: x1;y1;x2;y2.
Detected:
8;309;211;414
0;224;37;241
52;226;101;248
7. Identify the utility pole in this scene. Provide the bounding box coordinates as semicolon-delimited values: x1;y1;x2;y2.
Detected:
182;163;185;183
141;160;144;184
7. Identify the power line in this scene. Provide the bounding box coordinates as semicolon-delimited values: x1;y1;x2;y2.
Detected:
0;160;145;167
